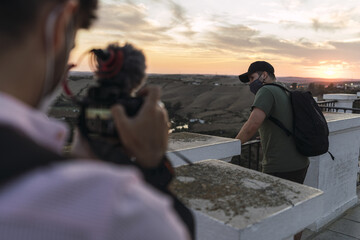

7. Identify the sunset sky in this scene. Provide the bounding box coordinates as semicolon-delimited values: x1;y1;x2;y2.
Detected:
70;0;360;79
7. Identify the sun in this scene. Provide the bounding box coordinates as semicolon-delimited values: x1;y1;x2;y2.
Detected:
319;64;340;78
318;61;348;79
324;69;335;77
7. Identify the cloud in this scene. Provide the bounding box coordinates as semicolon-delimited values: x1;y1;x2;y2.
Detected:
166;1;196;36
311;18;347;32
90;1;200;46
93;1;360;64
202;24;260;51
259;39;360;67
279;18;346;32
74;0;360;76
168;1;187;25
95;3;168;32
194;20;360;66
326;41;360;61
281;0;304;10
279;20;306;29
93;2;174;43
276;5;356;33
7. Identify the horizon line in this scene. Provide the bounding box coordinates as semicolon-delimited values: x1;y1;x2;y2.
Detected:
69;71;360;81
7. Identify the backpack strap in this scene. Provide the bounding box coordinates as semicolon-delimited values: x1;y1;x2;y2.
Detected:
262;83;293;136
268;116;292;136
264;83;291;93
328;151;335;160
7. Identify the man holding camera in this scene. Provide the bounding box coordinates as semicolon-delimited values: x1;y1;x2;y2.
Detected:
236;61;309;240
0;0;190;239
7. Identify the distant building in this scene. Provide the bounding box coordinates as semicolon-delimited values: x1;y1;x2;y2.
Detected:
190;119;205;124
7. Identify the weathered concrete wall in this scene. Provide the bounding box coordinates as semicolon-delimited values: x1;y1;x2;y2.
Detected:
305;113;360;230
172;160;323;240
168;114;360;237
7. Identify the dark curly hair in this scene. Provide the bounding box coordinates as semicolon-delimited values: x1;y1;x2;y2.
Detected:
0;0;98;43
92;43;147;95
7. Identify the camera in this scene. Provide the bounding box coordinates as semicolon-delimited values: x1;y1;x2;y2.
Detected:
78;43;146;138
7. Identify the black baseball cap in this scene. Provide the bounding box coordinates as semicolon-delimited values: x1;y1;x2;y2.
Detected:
238;61;274;83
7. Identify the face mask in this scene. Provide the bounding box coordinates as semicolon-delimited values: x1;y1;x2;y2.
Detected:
249;74;265;95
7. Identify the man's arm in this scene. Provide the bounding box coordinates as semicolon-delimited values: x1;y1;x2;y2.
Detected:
236;107;266;144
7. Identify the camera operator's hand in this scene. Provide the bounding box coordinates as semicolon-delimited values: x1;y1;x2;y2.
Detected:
71;129;98;159
111;86;169;168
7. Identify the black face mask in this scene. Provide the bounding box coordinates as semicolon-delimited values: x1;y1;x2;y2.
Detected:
249;73;265;94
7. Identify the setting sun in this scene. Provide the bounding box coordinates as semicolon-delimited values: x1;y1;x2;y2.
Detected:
324;69;335;77
311;60;351;79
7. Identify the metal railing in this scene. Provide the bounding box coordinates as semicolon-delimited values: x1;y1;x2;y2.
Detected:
353;99;360;109
317;100;360;113
232;139;262;172
317;100;337;108
319;106;360;113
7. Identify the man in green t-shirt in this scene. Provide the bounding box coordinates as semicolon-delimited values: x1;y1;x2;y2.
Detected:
236;61;309;240
236;61;309;180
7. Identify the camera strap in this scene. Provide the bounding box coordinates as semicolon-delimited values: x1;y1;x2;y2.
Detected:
0;125;69;186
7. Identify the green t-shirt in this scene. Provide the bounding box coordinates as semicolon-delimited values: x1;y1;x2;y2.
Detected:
252;83;309;173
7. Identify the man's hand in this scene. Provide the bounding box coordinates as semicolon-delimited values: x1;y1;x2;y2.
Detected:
111;86;169;168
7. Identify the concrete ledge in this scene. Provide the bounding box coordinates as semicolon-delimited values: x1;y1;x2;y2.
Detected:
172;160;323;240
324;113;360;133
323;94;357;101
167;132;241;167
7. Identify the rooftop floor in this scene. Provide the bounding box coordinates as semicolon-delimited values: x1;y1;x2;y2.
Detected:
303;188;360;240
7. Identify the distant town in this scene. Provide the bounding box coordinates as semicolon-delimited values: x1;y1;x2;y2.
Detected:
277;76;360;91
69;71;360;96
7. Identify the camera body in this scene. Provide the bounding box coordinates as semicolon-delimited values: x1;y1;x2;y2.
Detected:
83;86;143;137
78;43;146;138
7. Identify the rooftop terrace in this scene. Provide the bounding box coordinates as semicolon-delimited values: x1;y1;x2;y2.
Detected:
167;93;360;240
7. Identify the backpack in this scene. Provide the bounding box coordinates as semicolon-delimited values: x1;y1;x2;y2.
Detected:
265;84;334;160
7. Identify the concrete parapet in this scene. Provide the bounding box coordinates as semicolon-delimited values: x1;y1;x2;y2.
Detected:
168;114;360;237
305;113;360;230
167;132;241;167
172;160;323;240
